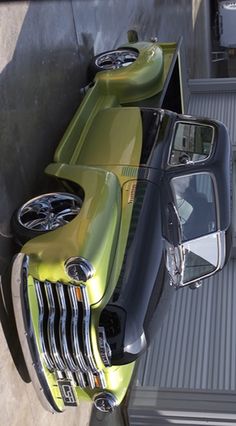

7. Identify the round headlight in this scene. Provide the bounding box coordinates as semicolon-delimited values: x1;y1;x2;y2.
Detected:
65;257;94;282
94;392;118;413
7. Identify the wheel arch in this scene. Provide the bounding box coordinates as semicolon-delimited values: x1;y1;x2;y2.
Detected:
91;41;165;103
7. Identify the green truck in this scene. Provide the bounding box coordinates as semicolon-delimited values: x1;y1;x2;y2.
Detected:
11;33;232;413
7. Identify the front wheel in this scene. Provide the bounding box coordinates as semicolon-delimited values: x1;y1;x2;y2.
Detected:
88;48;139;80
11;192;82;245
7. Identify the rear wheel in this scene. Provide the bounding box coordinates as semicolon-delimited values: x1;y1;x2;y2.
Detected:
88;48;139;80
12;192;82;245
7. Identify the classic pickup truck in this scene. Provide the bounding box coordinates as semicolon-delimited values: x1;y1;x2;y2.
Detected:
11;33;232;413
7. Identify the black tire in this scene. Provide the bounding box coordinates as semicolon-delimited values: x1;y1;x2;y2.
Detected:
88;48;139;81
11;192;82;246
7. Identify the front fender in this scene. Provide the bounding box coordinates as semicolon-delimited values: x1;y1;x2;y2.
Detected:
22;163;121;305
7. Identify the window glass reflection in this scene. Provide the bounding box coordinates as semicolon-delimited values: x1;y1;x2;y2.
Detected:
170;122;214;165
183;248;215;283
171;173;217;242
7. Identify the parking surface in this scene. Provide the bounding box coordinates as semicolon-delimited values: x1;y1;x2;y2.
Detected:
0;1;210;424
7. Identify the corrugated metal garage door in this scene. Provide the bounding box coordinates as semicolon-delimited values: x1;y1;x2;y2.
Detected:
136;261;236;391
188;91;236;144
188;79;236;251
188;79;236;147
129;79;236;425
129;261;236;426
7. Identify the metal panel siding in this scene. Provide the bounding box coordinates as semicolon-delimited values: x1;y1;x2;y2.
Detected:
188;92;236;146
131;84;236;426
128;389;236;425
136;260;236;392
187;90;236;243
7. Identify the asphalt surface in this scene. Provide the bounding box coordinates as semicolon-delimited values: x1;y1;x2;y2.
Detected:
0;1;211;425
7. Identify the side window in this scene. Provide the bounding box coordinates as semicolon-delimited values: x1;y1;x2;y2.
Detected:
169;122;214;165
171;173;217;242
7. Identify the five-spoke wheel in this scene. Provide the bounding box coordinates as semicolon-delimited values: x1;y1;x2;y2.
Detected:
12;192;82;244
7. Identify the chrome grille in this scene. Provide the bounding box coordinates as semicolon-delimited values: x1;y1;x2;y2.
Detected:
34;279;106;389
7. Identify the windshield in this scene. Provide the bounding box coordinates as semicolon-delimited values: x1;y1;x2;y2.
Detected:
171;173;217;242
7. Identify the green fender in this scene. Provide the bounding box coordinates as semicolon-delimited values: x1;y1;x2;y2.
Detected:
94;41;164;103
23;163;121;306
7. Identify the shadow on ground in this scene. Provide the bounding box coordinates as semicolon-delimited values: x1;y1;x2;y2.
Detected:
0;0;95;382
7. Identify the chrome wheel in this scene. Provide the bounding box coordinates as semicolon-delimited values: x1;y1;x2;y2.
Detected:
95;49;138;70
17;193;81;232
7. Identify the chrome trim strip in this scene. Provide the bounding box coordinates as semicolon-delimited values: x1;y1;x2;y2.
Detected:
219;230;226;269
44;281;66;371
87;371;96;389
34;280;54;372
67;285;89;373
80;285;106;388
56;282;78;372
65;370;74;383
75;371;86;388
97;371;107;389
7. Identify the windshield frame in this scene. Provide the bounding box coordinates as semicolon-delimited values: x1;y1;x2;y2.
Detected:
165;171;224;287
165;231;226;288
181;230;226;286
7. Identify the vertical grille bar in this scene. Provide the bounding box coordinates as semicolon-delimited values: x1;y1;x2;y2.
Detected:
45;281;66;371
34;280;54;372
67;285;89;372
56;282;78;372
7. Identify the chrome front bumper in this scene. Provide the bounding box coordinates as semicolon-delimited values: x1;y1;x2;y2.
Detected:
11;253;106;412
11;253;61;413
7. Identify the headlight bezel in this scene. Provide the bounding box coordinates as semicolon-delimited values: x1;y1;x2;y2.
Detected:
93;392;118;413
65;257;95;282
